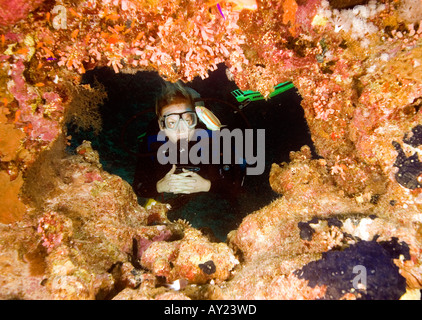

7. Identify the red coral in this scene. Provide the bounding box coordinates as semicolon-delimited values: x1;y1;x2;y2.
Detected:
37;212;66;253
136;229;173;258
295;0;323;34
0;0;44;27
84;171;103;183
8;60;61;142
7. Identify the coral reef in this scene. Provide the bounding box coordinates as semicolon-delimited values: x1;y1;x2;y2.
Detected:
225;146;422;299
0;0;44;27
1;140;238;299
0;0;421;299
295;240;408;300
141;226;238;284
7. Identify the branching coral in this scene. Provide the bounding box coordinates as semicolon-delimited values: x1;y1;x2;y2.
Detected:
63;80;107;134
316;0;386;47
24;0;250;83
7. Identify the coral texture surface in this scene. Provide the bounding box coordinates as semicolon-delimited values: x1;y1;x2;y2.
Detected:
0;0;421;299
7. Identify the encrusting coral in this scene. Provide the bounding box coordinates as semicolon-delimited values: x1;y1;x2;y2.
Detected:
226;146;422;299
0;0;421;299
1;140;239;299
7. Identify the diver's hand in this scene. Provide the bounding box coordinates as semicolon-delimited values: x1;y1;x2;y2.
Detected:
177;168;211;194
156;165;211;194
156;164;177;193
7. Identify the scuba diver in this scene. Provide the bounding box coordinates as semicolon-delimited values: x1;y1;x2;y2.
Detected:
132;81;245;211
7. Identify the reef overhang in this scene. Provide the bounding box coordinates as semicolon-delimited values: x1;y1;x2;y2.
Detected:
0;0;421;300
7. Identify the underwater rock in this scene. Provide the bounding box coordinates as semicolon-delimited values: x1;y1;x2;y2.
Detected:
298;220;316;241
141;227;238;285
113;287;191;300
216;253;328;300
0;222;52;300
298;216;344;241
226;199;422;299
294;240;408;300
403;125;422;148
228;148;422;299
392;141;422;190
0;141;194;299
1;0;422;300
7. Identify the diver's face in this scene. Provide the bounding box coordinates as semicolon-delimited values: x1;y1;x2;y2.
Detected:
159;102;196;143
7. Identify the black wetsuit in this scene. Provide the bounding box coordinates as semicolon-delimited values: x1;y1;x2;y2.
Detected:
132;120;245;208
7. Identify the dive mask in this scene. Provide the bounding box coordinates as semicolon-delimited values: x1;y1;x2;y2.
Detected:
160;111;197;130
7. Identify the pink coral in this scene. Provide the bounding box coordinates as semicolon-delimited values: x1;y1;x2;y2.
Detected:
84;171;103;183
0;0;44;27
8;60;61;143
37;211;71;253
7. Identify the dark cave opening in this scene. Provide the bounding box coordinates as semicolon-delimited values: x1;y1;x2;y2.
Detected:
66;63;315;241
